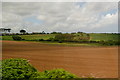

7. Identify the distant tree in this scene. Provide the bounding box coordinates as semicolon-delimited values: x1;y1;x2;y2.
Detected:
51;32;62;34
71;32;76;34
42;31;45;34
7;29;11;33
77;32;84;36
20;30;26;34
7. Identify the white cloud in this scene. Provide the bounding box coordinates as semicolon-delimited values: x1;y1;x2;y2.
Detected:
93;13;117;28
2;2;118;33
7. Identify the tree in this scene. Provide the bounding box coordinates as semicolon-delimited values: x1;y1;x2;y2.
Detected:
77;32;84;36
7;29;11;33
20;30;26;34
42;31;45;34
51;32;62;34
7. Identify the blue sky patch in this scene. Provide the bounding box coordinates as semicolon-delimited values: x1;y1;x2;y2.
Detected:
100;9;118;16
24;16;44;24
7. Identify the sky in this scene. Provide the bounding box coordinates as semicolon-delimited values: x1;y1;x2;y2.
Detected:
2;2;118;33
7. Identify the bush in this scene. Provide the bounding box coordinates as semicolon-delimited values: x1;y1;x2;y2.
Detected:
31;69;77;79
2;58;37;80
55;34;75;42
58;40;63;43
89;41;98;43
12;35;22;41
39;39;44;41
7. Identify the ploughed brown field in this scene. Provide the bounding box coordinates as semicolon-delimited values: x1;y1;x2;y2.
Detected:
2;41;118;78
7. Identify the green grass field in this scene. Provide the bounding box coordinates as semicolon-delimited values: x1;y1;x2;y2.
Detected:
2;34;55;41
89;33;119;41
2;33;119;41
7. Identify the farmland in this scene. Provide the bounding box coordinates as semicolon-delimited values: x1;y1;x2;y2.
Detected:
2;40;118;78
1;33;119;79
1;1;119;79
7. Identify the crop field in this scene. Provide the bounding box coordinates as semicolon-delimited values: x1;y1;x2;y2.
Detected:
2;34;55;41
2;40;118;78
89;33;119;41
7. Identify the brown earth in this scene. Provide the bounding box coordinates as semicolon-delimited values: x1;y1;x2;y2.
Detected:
2;41;118;78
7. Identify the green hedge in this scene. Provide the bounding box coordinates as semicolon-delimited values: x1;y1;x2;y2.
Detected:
2;58;37;80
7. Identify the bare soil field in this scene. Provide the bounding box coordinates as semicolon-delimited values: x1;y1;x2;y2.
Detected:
2;41;118;78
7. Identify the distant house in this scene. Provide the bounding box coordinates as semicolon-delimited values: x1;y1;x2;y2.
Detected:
0;28;11;34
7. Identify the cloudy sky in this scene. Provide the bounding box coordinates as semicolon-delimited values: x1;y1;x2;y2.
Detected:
2;2;118;33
